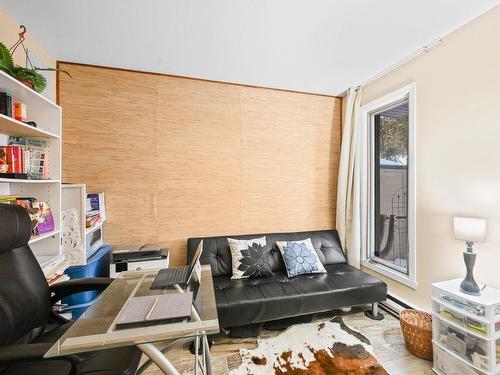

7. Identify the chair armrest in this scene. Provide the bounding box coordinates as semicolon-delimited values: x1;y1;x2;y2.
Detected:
0;343;83;367
50;277;113;304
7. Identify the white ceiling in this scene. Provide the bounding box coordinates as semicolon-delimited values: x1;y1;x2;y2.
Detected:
1;0;499;96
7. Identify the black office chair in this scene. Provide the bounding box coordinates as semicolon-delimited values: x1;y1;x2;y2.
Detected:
0;204;141;375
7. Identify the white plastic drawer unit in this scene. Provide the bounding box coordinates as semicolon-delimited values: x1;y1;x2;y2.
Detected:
433;300;492;338
432;280;500;323
433;343;482;375
432;279;500;375
433;316;490;371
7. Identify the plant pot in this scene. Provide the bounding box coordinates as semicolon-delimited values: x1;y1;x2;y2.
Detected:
17;79;34;90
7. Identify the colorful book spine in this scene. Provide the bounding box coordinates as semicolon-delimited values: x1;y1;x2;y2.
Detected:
13;100;27;122
0;146;26;173
86;213;101;228
0;147;8;173
8;137;49;179
13;197;36;209
0;195;16;203
86;193;106;221
0;92;13;117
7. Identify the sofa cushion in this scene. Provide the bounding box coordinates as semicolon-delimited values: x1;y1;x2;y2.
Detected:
276;238;326;277
187;230;346;278
212;263;387;328
227;236;267;279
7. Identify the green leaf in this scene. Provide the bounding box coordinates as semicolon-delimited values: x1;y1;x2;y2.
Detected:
0;42;15;75
12;66;47;93
34;66;72;78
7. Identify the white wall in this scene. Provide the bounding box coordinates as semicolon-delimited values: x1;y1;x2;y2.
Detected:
361;5;500;310
0;9;56;147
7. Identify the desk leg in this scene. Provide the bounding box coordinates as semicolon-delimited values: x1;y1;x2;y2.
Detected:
136;338;193;374
137;343;180;375
203;335;212;375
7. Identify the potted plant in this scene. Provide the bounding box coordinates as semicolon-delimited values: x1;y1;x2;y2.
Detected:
0;41;70;93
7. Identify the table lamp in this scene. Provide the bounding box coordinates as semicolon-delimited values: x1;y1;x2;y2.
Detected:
453;216;487;296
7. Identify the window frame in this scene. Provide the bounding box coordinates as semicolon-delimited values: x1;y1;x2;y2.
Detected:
359;83;417;289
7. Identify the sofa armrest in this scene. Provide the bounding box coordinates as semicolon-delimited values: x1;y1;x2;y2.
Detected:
0;343;83;367
50;277;113;304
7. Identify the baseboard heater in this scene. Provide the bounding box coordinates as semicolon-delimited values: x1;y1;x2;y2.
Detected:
380;294;414;318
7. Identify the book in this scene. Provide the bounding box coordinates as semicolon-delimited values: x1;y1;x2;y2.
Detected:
13;197;36;209
0;92;13;118
86;209;100;218
0;147;8;173
85;213;101;228
10;146;24;173
32;201;55;235
13;100;27;122
48;274;70;286
86;193;106;221
0;146;25;174
0;195;16;203
9;137;49;179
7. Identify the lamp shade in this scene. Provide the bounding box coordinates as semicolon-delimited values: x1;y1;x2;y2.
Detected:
453;217;487;242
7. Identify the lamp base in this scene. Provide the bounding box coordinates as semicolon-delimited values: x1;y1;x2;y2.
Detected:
459;286;481;296
460;251;481;296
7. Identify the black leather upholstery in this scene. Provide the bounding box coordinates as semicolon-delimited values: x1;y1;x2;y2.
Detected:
188;230;387;328
0;204;51;346
187;230;347;277
0;204;141;375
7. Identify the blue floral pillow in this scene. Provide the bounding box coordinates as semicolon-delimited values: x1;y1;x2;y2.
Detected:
276;238;326;277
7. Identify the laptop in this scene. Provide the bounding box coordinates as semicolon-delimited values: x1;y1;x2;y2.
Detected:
115;292;193;329
150;240;203;289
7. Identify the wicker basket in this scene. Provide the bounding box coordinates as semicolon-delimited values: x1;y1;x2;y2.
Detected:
400;309;433;360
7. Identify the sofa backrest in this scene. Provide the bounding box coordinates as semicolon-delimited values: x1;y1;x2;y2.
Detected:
187;229;346;278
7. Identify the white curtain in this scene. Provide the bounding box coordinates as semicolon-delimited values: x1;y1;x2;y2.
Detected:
336;87;362;268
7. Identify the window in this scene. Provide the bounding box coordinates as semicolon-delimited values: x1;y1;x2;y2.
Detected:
360;83;416;289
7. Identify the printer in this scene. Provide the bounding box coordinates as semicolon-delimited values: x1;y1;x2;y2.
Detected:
110;243;169;277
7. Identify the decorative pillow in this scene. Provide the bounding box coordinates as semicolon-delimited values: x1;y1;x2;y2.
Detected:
237;243;274;278
276;238;326;277
227;236;266;279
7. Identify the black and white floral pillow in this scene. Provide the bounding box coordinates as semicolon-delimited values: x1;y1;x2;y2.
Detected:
237;243;274;278
228;237;272;279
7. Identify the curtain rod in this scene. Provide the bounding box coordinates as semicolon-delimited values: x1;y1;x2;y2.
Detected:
337;36;442;97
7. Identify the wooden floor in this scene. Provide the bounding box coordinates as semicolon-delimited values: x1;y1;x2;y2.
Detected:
142;307;433;374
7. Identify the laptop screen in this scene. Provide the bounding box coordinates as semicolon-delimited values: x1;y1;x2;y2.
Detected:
187;240;203;283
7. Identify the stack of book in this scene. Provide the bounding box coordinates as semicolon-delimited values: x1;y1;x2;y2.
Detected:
48;273;70;285
38;254;69;284
0;195;55;236
0;91;29;123
0;137;49;180
0;195;16;204
0;145;26;177
85;192;106;231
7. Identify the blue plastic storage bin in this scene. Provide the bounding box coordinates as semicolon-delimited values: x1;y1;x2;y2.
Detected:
62;245;111;307
61;298;97;319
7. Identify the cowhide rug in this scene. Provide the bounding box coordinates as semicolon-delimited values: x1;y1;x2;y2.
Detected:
229;316;388;375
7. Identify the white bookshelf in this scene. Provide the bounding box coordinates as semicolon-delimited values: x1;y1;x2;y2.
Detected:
61;184;105;266
0;69;62;273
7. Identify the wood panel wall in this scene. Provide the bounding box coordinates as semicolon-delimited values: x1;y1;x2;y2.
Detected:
58;62;342;265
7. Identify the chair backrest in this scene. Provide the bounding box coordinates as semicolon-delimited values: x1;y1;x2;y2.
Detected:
187;229;346;277
0;204;51;346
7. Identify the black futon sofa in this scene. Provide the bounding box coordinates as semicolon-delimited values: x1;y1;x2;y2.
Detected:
187;229;387;331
